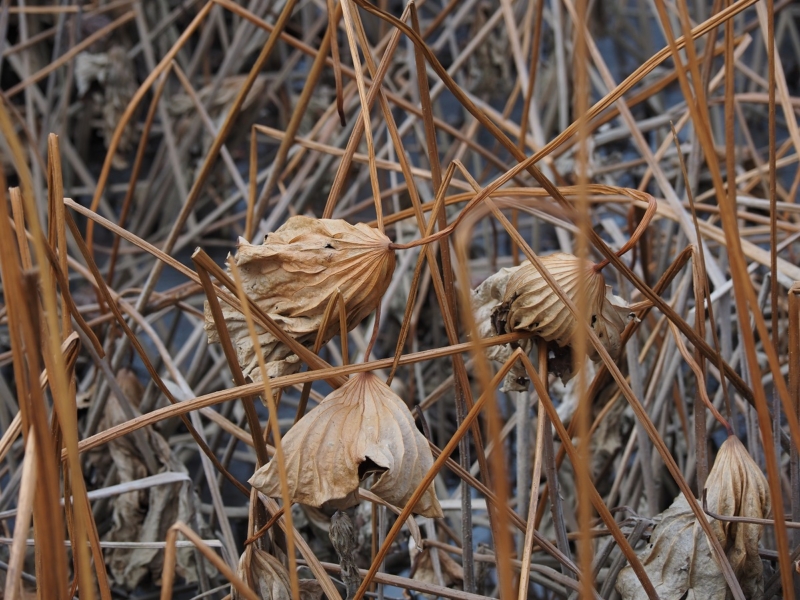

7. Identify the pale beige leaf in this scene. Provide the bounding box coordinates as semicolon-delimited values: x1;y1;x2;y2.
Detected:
204;216;395;381
617;435;771;600
704;435;771;597
249;372;442;518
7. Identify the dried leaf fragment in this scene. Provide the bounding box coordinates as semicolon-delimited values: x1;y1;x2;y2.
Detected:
616;435;771;600
96;370;212;589
75;47;137;169
471;264;531;391
409;537;464;599
204;216;395;381
249;372;442;518
234;547;322;600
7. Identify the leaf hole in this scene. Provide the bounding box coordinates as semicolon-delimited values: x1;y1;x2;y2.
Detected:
358;458;387;480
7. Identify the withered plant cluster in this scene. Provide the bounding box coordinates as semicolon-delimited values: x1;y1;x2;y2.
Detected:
0;0;799;599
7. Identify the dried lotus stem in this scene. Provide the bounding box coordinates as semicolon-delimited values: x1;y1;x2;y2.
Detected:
228;257;301;600
294;291;347;425
330;512;362;600
668;320;732;433
593;194;658;271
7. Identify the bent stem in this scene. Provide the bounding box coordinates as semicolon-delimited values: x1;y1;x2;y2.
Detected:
593;194;657;272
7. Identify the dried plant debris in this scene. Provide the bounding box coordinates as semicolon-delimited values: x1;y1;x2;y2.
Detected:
408;537;464;598
234;546;322;600
471;264;532;391
330;511;362;600
97;370;212;589
75;46;137;169
170;74;271;155
249;372;442;518
204;216;395;381
477;253;632;385
617;436;771;600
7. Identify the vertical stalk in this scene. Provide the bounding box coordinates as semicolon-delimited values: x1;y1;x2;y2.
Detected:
790;284;800;585
539;340;573;580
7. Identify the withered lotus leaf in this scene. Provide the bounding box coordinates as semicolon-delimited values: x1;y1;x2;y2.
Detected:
491;252;630;380
617;435;771;600
704;435;771;597
497;253;606;346
204;216;395;380
249;372;443;518
481;253;630;384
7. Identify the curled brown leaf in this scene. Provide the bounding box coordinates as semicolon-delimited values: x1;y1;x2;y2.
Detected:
476;253;630;384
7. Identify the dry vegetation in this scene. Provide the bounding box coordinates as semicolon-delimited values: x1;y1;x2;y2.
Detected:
1;0;800;598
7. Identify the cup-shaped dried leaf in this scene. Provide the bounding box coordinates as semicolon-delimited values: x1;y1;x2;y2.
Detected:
486;253;630;383
204;216;395;380
496;253;606;346
249;372;443;518
617;435;771;600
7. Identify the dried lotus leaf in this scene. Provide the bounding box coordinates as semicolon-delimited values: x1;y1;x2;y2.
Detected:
489;254;631;383
249;372;442;518
704;435;770;597
499;253;606;346
617;435;771;600
204;216;395;381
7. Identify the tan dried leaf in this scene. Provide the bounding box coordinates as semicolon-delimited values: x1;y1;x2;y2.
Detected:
204;216;395;381
249;372;442;518
491;253;629;382
617;435;771;600
704;435;771;597
497;253;605;345
234;547;323;600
